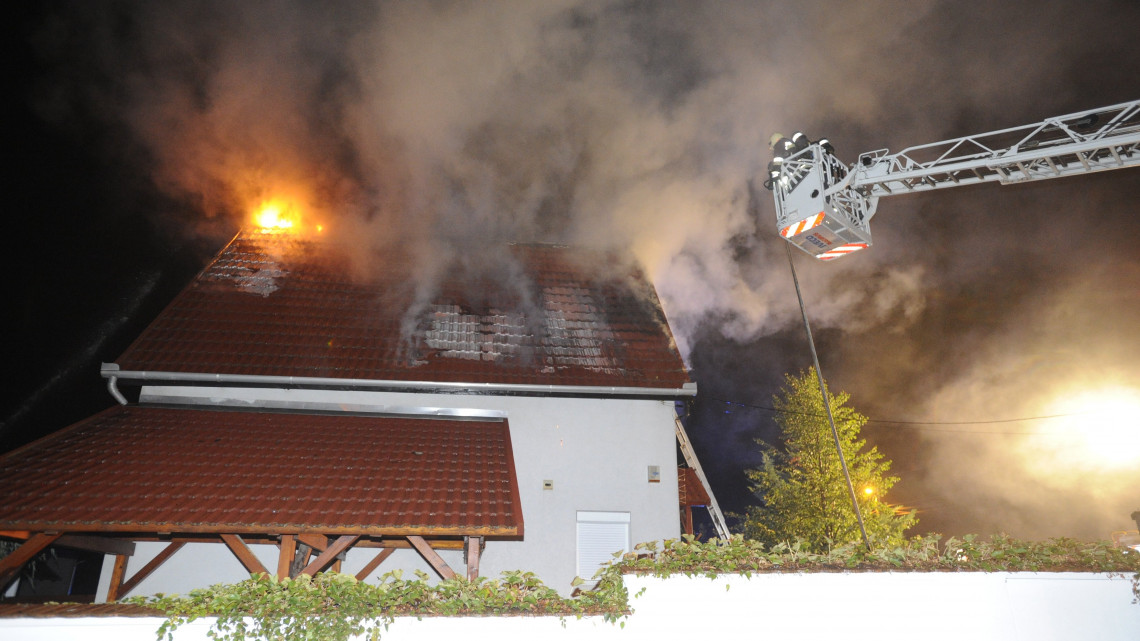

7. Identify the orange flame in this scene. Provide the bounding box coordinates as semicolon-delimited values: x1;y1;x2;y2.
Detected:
253;200;299;233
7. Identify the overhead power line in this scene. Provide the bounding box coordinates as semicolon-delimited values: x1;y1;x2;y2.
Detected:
709;397;1098;434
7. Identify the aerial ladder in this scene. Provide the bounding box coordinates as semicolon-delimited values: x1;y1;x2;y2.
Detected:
675;417;730;539
764;100;1140;260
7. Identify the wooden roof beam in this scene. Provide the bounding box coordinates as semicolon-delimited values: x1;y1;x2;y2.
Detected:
296;533;330;551
220;534;269;576
0;531;134;557
300;535;359;576
0;532;61;589
57;535;136;557
407;535;456;580
355;548;395;581
95;534;468;549
115;542;184;599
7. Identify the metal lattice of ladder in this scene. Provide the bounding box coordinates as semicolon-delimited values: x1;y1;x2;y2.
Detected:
675;417;730;539
854;101;1140;195
770;100;1140;260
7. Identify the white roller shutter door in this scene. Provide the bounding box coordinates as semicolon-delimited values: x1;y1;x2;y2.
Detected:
576;511;630;579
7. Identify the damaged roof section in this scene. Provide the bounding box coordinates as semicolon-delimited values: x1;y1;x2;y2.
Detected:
112;231;691;392
0;405;523;537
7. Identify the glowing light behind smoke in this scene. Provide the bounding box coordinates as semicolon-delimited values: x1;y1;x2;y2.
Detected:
1037;387;1140;470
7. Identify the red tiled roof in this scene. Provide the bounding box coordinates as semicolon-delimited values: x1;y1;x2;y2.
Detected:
113;231;690;391
0;406;522;537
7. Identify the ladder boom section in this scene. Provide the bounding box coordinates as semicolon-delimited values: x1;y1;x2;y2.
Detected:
853;100;1140;196
769;100;1140;260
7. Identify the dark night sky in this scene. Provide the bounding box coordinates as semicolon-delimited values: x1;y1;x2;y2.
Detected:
5;1;1139;542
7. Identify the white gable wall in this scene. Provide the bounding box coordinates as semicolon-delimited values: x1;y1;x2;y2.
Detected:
97;385;682;598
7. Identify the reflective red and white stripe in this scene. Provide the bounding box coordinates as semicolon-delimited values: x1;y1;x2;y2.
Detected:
780;212;825;238
817;242;868;260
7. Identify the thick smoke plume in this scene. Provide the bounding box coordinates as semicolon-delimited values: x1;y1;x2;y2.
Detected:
28;0;1140;539
32;0;936;354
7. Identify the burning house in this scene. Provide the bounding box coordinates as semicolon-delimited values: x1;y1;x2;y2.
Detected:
0;226;700;600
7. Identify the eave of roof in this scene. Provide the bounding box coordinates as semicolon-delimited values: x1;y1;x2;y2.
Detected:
102;363;698;398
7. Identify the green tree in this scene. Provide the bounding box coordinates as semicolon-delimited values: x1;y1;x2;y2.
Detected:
742;368;916;551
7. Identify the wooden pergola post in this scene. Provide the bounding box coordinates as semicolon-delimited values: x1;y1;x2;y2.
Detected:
681;506;695;536
464;536;483;581
277;534;296;579
105;554;130;602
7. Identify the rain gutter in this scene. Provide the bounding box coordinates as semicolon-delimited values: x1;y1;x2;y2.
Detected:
106;375;128;405
101;363;697;399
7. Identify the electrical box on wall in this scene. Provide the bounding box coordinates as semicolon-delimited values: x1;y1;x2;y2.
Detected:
543;479;554;490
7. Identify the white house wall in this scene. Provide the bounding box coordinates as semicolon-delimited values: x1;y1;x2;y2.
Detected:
97;386;682;598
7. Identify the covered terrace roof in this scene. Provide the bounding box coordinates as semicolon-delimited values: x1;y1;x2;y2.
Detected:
0;405;522;537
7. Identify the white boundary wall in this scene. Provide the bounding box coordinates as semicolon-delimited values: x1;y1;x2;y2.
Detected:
7;572;1139;640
